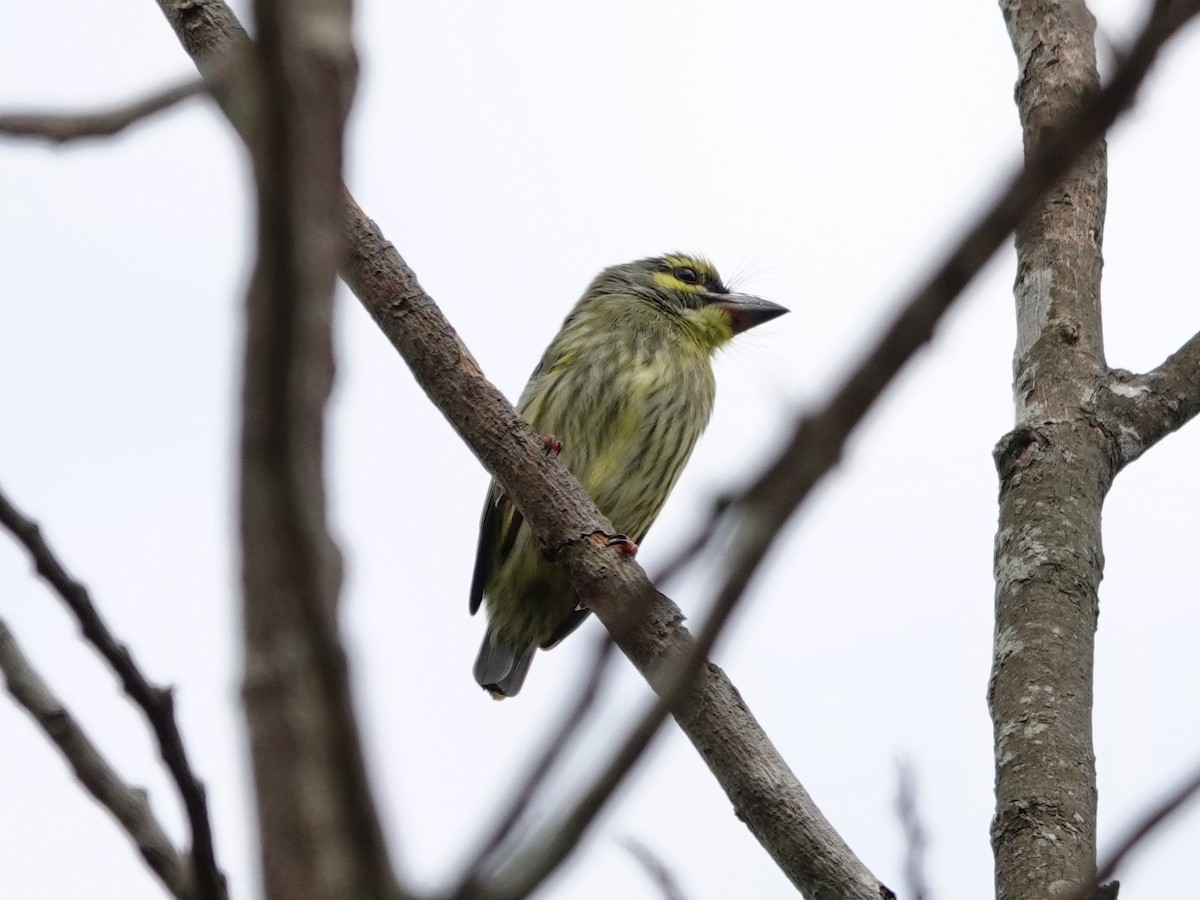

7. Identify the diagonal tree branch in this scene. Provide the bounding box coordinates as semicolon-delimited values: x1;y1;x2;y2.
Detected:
152;2;891;896
617;836;688;900
466;508;888;899
0;617;192;900
342;205;891;900
0;77;207;144
0;485;226;900
455;636;617;891
1096;328;1200;468
1060;755;1200;900
1092;757;1200;891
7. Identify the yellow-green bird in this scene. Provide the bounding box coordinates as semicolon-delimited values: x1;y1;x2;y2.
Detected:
470;254;787;698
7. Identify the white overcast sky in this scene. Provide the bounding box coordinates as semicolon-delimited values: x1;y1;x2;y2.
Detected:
2;3;1199;899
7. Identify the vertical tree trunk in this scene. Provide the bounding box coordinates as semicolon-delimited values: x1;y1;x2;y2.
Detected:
239;2;401;899
990;1;1110;897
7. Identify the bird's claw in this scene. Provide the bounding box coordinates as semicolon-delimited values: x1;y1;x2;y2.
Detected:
608;534;638;556
541;434;563;457
589;532;637;557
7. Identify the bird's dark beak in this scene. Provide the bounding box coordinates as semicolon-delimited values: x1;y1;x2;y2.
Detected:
710;293;789;334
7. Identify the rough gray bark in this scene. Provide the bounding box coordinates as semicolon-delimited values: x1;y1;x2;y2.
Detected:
990;3;1108;897
990;2;1200;899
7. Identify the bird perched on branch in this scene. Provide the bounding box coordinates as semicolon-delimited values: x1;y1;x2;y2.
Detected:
470;254;787;698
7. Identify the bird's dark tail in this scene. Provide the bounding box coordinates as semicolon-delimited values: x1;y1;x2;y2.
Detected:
473;628;533;699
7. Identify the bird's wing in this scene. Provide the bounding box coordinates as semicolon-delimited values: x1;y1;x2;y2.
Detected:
469;485;524;615
540;607;590;649
470;341;571;616
469;489;499;615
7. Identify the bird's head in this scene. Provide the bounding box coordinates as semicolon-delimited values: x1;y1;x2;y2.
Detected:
586;254;788;351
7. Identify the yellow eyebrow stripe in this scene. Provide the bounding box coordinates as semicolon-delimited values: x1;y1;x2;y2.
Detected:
652;271;705;293
662;254;718;279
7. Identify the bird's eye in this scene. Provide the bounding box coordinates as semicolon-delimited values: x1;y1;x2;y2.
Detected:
673;266;701;285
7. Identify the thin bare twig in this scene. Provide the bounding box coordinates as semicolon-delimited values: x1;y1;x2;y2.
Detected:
651;494;732;587
484;681;682;899
618;836;688;900
477;574;885;900
468;578;782;900
0;77;207;143
0;617;192;899
1056;756;1200;900
0;485;226;900
455;635;617;893
896;761;931;900
1087;759;1200;897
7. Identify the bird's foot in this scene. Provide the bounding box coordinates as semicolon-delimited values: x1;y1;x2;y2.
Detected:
608;534;638;556
541;433;562;457
589;531;638;557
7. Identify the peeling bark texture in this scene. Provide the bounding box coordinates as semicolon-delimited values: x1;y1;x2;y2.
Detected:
1002;0;1109;406
991;2;1109;898
990;423;1110;899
